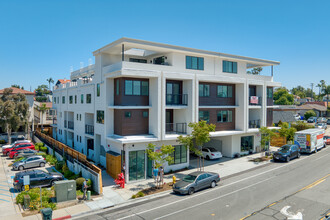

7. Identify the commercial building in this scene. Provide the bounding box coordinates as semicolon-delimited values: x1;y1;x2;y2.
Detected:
52;38;281;182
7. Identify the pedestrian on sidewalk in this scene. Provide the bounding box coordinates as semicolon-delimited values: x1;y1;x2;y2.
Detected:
82;179;88;200
159;166;164;186
153;167;159;183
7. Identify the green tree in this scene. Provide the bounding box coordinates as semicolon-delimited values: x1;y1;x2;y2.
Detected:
0;89;29;144
177;121;216;171
291;86;306;98
46;78;54;91
11;84;24;90
305;88;315;99
38;103;48;130
247;67;263;75
273;87;294;105
259;127;277;152
304;110;316;120
35;85;49;97
278;122;297;142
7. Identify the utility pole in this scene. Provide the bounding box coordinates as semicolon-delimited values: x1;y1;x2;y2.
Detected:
311;83;314;101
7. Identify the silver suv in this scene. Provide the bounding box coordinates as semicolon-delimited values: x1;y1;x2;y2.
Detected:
12;155;46;171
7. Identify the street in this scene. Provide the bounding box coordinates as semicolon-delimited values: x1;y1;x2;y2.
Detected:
75;144;330;220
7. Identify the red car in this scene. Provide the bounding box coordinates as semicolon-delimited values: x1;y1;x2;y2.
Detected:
324;136;330;145
3;143;35;156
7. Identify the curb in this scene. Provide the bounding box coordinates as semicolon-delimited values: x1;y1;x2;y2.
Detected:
53;215;71;220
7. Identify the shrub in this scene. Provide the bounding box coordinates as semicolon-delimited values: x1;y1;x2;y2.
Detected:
46;155;57;166
0;140;6;144
37;152;47;158
55;161;64;171
304;110;316;120
62;163;69;174
87;178;92;187
131;194;137;199
76;178;85;190
64;170;75;179
35;142;44;151
136;191;145;197
40;146;48;153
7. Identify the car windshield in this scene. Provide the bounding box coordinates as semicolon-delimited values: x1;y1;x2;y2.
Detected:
317;123;323;126
183;174;197;183
208;147;218;152
279;145;290;152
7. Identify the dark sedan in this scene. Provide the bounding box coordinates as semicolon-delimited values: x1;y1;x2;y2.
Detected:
273;144;301;162
13;169;64;191
173;171;220;195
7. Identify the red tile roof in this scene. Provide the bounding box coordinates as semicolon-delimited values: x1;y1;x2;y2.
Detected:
0;87;34;95
56;79;71;85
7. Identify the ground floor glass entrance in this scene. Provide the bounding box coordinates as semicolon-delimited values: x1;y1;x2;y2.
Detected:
129;150;145;181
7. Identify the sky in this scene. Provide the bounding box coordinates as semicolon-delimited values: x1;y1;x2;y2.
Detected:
0;0;329;92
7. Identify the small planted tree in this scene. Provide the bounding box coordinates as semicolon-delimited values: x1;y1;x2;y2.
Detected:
177;121;216;171
278;122;297;143
259;127;277;153
146;143;174;187
304;110;316;120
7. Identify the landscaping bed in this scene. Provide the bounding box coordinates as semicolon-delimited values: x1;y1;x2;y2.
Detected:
132;182;174;199
248;156;272;163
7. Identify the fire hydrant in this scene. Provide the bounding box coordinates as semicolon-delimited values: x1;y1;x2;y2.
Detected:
172;175;176;184
114;172;125;188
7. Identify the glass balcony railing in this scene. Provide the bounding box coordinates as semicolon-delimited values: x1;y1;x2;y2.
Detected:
166;94;188;105
85;124;94;135
68;121;74;130
166;123;187;134
249;119;260;128
249;96;262;105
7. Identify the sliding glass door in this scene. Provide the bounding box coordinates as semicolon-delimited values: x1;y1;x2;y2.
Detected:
129;150;145;181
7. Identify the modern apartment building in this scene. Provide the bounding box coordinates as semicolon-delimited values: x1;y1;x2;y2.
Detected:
52;38;281;182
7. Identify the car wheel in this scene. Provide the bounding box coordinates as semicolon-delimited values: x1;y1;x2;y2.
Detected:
206;155;210;160
297;153;301;158
18;166;24;171
188;187;195;195
39;162;45;167
286;156;290;162
6;152;9;156
210;181;216;188
315;147;318;153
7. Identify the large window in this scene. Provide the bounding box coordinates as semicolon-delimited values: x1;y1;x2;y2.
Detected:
199;84;210;97
97;84;100;97
170;145;187;165
241;136;254;152
86;94;91;104
75;95;77;104
223;61;237;73
125;80;149;96
62;96;65;104
96;110;104;124
69;96;73;104
217;110;233;122
81;94;84;104
267;87;273;98
186;56;204;70
217;85;233;98
199;111;210;123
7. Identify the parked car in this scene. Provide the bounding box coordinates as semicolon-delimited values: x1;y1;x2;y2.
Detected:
12;155;46;171
202;147;223;160
10;149;38;159
316;123;327;130
3;143;35;156
318;117;327;123
13;169;64;191
327;119;330;125
1;140;31;150
273;145;301;162
172;171;220;195
324;136;330;145
307;117;317;123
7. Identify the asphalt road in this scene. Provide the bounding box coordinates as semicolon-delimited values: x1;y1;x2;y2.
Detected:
76;145;330;220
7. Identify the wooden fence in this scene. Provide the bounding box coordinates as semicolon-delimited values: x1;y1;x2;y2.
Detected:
34;130;103;194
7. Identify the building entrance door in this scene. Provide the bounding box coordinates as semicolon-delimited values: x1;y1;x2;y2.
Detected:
129;150;145;181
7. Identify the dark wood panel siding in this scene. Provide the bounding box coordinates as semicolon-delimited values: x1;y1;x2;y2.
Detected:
114;78;149;106
267;109;273;127
199;108;236;131
114;109;149;136
199;83;236;106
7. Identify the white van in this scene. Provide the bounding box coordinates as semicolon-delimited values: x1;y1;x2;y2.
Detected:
294;128;325;153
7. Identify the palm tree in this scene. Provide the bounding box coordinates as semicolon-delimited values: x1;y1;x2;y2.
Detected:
46;77;54;92
39;104;48;131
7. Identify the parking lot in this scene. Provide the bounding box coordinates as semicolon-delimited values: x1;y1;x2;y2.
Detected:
0;146;52;219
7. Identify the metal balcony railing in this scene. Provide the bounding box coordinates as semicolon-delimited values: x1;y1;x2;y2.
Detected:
85;124;94;135
166;94;188;105
249;119;260;128
249;96;262;105
166;123;187;134
68;121;74;130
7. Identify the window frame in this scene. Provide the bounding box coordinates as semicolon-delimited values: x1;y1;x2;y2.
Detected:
169;145;187;165
223;60;238;73
199;111;210;123
199;84;210;97
96;110;104;124
217;110;233;123
86;94;92;104
97;84;100;97
186;56;204;70
217;85;233;98
124;79;148;96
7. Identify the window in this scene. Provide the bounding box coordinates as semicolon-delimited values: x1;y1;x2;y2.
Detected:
241;136;254;152
125;112;131;118
86;94;91;104
80;136;81;143
97;84;100;97
223;61;237;73
125;80;149;96
199;111;210;123
62;96;65;104
199;84;210;97
57;97;59;103
129;58;147;63
116;79;120;95
217;85;233;98
142;111;148;118
77;135;79;142
267;87;273;98
186;56;204;70
80;114;81;121
75;95;77;104
170;145;187;165
81;94;84;104
217;110;233;122
77;114;79;120
69;96;73;104
96;110;104;124
54;97;56;104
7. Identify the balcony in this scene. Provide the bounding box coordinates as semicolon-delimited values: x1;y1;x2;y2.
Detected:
85;124;94;136
249;120;260;129
166;94;188;106
166;123;187;134
249;96;262;106
64;120;67;128
53;118;57;125
68;121;74;130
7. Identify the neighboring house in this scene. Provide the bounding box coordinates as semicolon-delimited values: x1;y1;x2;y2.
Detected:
297;103;328;117
33;101;56;127
323;94;330;102
0;87;35;133
52;38;281;182
273;105;299;124
300;97;314;104
54;79;71;90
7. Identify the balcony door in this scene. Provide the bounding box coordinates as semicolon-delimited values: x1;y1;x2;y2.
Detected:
166;109;174;133
166;81;181;105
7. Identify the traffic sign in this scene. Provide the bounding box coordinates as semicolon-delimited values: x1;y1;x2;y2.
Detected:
24;185;29;191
